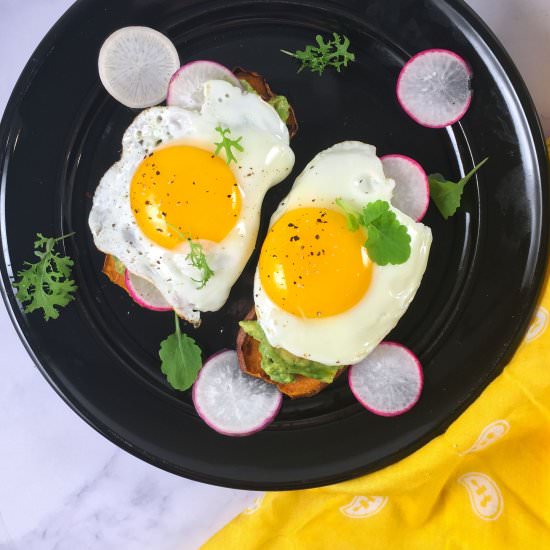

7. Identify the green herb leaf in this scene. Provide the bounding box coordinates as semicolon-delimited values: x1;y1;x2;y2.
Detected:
362;209;411;266
281;33;355;76
186;240;214;289
360;200;392;226
12;233;77;321
214;126;244;165
336;199;411;265
268;95;290;122
159;312;202;391
428;157;489;219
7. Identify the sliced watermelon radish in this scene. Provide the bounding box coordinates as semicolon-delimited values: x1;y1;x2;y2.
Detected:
166;60;242;110
193;350;282;436
381;154;429;221
98;26;180;109
349;342;423;417
125;270;172;312
396;49;472;128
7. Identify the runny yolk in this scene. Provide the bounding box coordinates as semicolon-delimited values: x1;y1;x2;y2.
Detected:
258;207;372;318
130;145;242;248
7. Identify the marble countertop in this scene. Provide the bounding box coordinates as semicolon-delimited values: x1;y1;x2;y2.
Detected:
1;1;549;548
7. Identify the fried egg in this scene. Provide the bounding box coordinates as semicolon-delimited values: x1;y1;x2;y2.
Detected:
254;141;432;365
89;80;295;323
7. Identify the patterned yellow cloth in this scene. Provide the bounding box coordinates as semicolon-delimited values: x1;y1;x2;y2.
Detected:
203;141;550;550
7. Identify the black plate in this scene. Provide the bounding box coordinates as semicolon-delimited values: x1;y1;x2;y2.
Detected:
1;0;548;490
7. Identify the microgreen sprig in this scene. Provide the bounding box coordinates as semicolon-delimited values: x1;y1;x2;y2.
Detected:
281;33;355;76
167;223;214;289
214;126;243;165
12;233;77;321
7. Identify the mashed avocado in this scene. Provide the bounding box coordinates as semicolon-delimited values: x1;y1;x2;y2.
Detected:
239;320;340;384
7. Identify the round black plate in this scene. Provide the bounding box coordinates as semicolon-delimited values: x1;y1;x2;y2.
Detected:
1;0;548;490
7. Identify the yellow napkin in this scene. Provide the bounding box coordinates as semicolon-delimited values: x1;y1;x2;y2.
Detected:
203;141;550;550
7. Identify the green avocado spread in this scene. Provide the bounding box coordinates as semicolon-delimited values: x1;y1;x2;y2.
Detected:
239;320;340;384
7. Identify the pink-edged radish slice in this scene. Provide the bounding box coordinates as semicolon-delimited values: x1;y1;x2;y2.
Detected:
125;270;172;312
167;60;242;110
396;49;472;128
349;342;423;417
98;27;180;108
193;350;282;436
382;154;430;221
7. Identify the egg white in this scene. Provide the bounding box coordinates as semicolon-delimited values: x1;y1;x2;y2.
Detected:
254;141;432;365
89;80;295;324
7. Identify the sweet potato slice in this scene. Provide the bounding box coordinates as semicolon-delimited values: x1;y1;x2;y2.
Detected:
102;254;128;292
236;308;344;399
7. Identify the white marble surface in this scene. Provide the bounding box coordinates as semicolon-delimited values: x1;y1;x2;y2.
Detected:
0;1;548;549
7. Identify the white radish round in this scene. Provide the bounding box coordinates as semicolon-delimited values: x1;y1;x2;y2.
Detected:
98;26;180;108
382;154;430;221
396;49;472;128
125;270;172;312
193;350;282;436
167;60;242;110
349;342;423;417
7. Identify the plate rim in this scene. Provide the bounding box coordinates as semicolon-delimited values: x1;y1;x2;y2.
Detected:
1;0;548;490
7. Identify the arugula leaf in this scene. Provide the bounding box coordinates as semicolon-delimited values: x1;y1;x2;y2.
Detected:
428;157;489;219
281;33;355;76
186;240;214;289
159;312;202;391
336;199;411;265
214;126;243;165
12;233;77;321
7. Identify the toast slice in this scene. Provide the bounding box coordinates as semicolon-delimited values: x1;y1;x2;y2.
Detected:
236;308;345;399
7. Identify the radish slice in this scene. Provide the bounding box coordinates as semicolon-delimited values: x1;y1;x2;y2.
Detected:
396;49;472;128
382;154;430;221
193;350;282;436
98;26;180;108
125;270;172;312
167;60;242;110
349;342;423;417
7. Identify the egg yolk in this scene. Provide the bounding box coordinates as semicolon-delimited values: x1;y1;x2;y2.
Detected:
259;207;373;318
130;145;242;248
